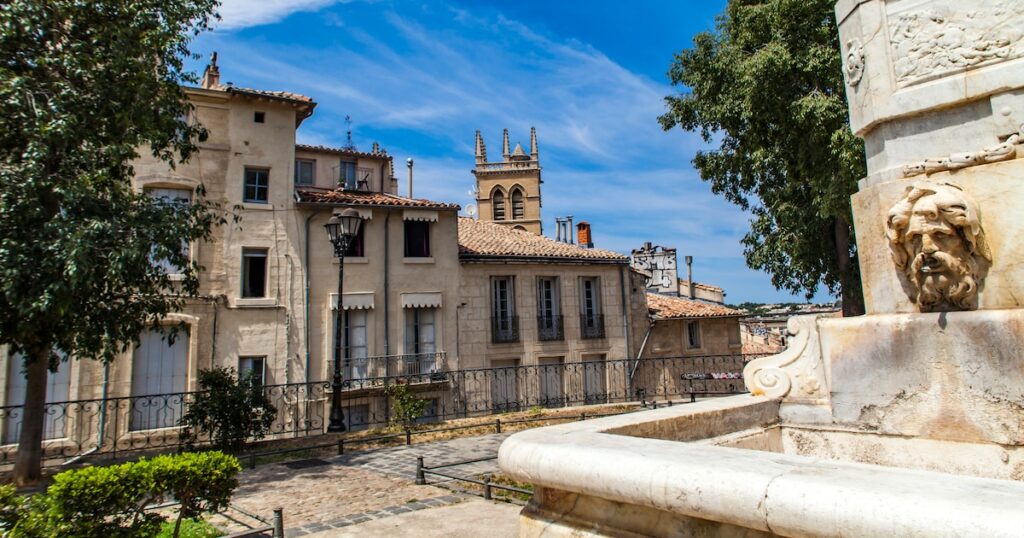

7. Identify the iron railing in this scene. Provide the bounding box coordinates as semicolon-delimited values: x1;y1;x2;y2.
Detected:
491;315;519;343
537;315;564;341
580;314;605;339
340;352;446;379
0;354;762;466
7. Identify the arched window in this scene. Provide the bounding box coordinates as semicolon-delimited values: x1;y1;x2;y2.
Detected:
493;190;506;221
511;189;525;220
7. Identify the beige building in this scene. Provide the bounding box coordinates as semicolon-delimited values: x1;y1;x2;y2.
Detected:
473;128;543;234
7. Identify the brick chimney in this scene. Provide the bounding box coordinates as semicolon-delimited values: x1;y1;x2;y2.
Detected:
201;52;220;89
577;221;593;248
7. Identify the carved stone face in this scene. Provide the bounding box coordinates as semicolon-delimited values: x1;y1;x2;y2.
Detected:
886;182;991;312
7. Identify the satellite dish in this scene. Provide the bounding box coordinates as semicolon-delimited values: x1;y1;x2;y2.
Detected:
466;204;477;217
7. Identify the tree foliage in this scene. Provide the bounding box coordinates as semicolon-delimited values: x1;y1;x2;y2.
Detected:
0;0;223;483
659;0;866;314
385;383;427;430
180;367;278;453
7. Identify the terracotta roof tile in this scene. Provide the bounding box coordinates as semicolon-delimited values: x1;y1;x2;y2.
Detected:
646;292;745;319
678;279;724;292
458;218;626;261
294;187;460;209
213;84;314;104
296;143;393;161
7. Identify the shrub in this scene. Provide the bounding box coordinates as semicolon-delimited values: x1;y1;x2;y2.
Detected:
384;383;427;429
1;451;240;538
180;367;277;452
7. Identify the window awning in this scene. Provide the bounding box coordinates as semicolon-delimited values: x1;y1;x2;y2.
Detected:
401;292;442;309
353;208;373;220
403;209;438;222
330;292;375;310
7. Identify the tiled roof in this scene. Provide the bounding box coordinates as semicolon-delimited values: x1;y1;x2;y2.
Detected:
296;143;393;161
212;84;314;104
294;187;460;209
678;279;724;292
646;293;745;319
458;218;626;262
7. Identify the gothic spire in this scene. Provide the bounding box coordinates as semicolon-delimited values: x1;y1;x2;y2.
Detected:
529;126;538;161
475;130;487;164
502;128;510;161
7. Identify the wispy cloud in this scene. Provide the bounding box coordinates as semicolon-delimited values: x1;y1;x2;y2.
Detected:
193;2;827;303
214;0;348;30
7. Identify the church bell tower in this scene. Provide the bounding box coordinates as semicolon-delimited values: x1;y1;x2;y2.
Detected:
472;127;543;235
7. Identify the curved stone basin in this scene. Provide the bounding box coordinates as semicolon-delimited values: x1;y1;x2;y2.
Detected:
498;396;1024;537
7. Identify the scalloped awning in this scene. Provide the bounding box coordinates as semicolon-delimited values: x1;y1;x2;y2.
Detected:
401;292;442;308
330;292;374;310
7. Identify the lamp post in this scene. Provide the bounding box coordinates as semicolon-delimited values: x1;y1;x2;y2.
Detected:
324;208;363;432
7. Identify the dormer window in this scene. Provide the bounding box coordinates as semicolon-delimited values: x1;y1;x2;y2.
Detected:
254;111;265;123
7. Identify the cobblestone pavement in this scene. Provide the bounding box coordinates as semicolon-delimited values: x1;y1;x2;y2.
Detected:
212;431;516;535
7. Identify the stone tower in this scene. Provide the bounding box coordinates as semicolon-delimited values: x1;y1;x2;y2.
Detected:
473;128;543;234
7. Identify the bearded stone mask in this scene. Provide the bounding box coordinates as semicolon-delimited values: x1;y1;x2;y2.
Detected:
886;181;992;312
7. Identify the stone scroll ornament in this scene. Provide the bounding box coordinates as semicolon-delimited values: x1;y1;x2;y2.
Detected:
743;315;827;401
845;38;865;87
886;181;992;312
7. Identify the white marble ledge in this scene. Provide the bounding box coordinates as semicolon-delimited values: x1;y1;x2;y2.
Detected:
498;396;1024;537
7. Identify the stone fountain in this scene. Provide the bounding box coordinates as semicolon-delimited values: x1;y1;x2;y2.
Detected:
498;0;1024;535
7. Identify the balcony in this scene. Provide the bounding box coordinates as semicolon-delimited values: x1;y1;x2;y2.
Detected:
339;352;446;382
492;315;520;344
537;314;564;341
580;314;605;339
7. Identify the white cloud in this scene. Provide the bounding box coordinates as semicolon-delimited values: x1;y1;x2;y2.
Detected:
214;0;346;30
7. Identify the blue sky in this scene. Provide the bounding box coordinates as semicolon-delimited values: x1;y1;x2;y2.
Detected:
194;0;832;305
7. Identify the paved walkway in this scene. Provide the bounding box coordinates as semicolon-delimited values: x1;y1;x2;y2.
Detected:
217;431;519;537
304;497;520;538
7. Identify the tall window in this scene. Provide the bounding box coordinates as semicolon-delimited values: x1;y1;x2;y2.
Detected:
341;161;356;189
537;277;562;340
244;167;269;203
242;248;268;298
405;308;437;374
491;277;517;342
687;321;702;349
344;310;369;379
511;189;525;220
404;221;431;257
580;277;604;339
130;328;189;431
295;159;315;186
238;356;266;386
146;188;192;274
4;352;71;444
345;225;365;258
492;190;505;221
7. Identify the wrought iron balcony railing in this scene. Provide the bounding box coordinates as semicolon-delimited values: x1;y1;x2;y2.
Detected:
339;351;446;381
492;315;520;343
537;314;564;341
580;314;605;339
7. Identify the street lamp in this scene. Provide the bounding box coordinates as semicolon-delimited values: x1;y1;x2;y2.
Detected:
324;208;362;432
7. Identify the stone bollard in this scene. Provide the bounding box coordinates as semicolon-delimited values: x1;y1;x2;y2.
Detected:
272;508;284;538
415;456;426;485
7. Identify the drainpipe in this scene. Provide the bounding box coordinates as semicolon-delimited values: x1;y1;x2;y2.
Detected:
304;211;318;383
619;265;631;359
383;212;391;364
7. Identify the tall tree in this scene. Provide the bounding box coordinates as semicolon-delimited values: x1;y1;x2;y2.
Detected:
659;0;866;316
0;0;222;485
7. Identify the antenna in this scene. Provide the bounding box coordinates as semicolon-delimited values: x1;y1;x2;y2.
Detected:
344;115;355;151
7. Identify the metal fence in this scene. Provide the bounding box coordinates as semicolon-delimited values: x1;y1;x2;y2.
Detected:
0;354;758;465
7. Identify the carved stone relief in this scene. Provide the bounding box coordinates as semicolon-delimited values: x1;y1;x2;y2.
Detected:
885;181;992;312
888;0;1024;87
902;131;1020;178
743;315;828;402
845;38;865;87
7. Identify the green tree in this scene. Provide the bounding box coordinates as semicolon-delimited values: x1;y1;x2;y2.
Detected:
0;0;222;485
180;367;278;453
385;383;427;430
659;0;866;316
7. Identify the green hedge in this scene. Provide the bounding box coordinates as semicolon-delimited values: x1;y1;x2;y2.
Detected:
1;451;240;538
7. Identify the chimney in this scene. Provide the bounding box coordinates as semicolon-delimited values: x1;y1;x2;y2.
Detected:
566;216;574;244
685;256;695;299
576;221;593;248
201;52;220;89
407;158;414;198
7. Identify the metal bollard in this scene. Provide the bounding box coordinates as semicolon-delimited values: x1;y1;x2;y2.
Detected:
691;393;697;403
405;427;412;446
415;456;426;485
483;474;492;500
337;438;344;455
653;401;658;409
248;453;256;469
272;508;284;538
668;400;674;407
495;418;502;434
579;412;586;421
